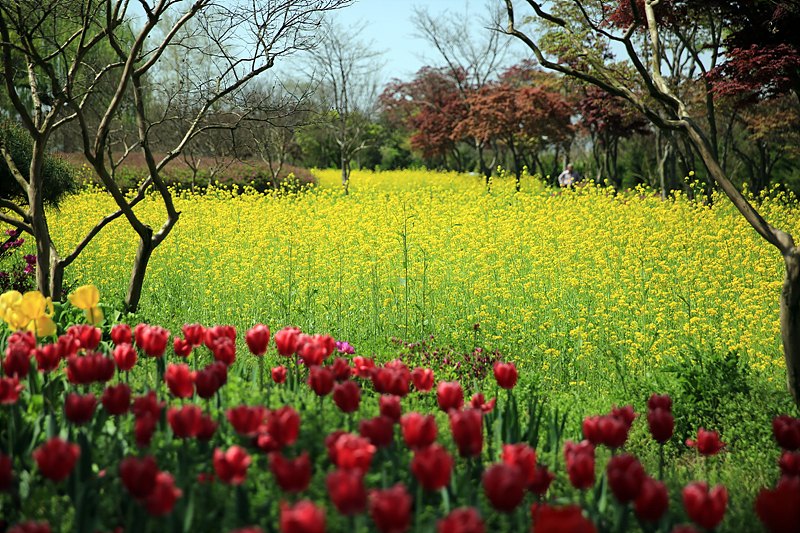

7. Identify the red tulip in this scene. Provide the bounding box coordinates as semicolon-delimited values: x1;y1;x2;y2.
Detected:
32;437;80;482
3;342;30;378
774;415;800;451
353;356;376;379
56;334;80;358
279;499;326;533
64;393;97;425
359;416;395;448
193;368;221;399
144;472;182;516
369;484;412;533
110;324;132;346
493;361;518;389
501;443;537;485
167;404;204;438
297;334;334;366
209;360;228;386
780;450;800;478
611;404;638;427
309;365;335;396
214;446;252;485
272;365;287;383
0;376;24;404
437;381;463;412
33;344;61;372
468;393;496;413
529;465;555;495
226;404;267;437
606;453;645;503
647;393;672;412
682;481;728;531
411;367;434;392
67;353;115;384
101;383;131;416
131;391;164;421
372;367;410;397
7;522;52;533
67;324;102;351
564;440;595;490
483;463;525;513
209;336;236;366
327;469;367;515
268;406;301;447
333;381;361;413
648;408;675;443
274;327;302;356
450;408;483;458
0;453;12;492
437;507;485;533
119;454;158;499
331;433;376;472
135;324;170;358
182;323;205;347
134;413;157;447
686;428;725;456
411;443;453;490
245;324;271;355
531;504;596;533
204;324;236;346
755;476;800;533
270;451;311;493
634;476;669;523
165;363;194;398
173;337;192;358
401;412;438;450
669;527;701;533
331;357;352;381
113;343;138;372
8;331;35;350
598;415;630;449
196;413;218;441
379;395;402;422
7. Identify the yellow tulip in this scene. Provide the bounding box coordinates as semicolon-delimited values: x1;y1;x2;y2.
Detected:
21;291;57;337
68;284;104;325
0;291;31;331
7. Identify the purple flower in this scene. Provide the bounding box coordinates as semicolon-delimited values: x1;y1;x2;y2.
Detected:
335;340;355;355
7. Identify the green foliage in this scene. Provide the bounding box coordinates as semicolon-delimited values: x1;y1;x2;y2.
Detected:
0;121;79;209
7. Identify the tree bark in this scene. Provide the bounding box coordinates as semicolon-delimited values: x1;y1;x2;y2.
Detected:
126;230;154;312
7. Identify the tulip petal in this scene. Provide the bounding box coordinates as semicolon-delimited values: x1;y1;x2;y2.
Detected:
68;285;100;310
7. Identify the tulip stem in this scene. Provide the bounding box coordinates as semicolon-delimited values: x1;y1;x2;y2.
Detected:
415;482;423;532
441;487;450;514
259;356;264;391
658;443;664;481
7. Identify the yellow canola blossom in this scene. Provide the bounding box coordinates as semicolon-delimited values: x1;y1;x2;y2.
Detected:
22;169;795;390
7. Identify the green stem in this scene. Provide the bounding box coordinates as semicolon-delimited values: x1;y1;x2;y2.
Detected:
658;443;664;481
415;482;423;532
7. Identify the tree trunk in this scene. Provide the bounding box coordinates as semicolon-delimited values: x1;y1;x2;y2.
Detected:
29;139;52;298
125;231;154;312
341;151;349;195
782;251;800;407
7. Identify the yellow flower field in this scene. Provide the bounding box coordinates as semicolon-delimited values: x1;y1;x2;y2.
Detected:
32;169;795;391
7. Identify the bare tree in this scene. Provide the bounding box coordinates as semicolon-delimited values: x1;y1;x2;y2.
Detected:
306;20;384;194
0;0;351;310
501;0;800;406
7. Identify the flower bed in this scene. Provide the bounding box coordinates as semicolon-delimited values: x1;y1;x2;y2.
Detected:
0;287;797;533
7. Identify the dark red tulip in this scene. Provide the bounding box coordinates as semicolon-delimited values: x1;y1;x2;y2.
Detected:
331;433;376;472
686;428;725;456
192;368;220;399
3;341;30;378
8;331;35;350
401;412;438;450
67;324;102;351
0;453;12;492
647;393;672;412
134;413;157;447
113;343;137;372
131;391;164;421
67;353;114;384
144;472;182;516
34;344;61;373
372;367;410;397
333;380;361;413
332;357;352;381
327;469;367;515
165;363;194;399
411;443;453;490
648;408;675;443
493;361;518;389
682;481;728;531
529;465;555;495
209;360;228;386
380;395;402;422
272;365;287;383
279;499;326;533
582;415;602;445
468;393;496;413
598;415;630;449
780;450;800;478
369;483;412;533
564;440;595;490
611;404;638;427
135;324;170;358
774;415;800;451
167;404;204;439
209;336;236;366
0;376;24;404
270;451;311;493
353;356;376;379
451;408;483;458
172;338;192;358
607;453;645;503
182;323;206;347
213;445;252;485
437;381;464;412
101;383;131;416
755;476;800;533
531;504;596;533
196;413;218;441
110;324;132;346
274;327;302;356
483;463;525;513
64;393;96;425
634;476;669;523
670;526;702;533
437;507;485;533
309;365;335;396
7;521;52;533
226;405;268;437
32;437;80;482
245;324;271;356
56;334;80;358
119;454;158;499
268;406;301;447
359;416;395;448
411;367;434;392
